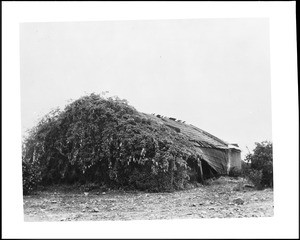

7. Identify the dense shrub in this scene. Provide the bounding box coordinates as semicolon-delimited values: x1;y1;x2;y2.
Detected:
22;131;43;194
22;159;42;195
246;169;264;190
228;167;241;178
22;93;202;194
243;141;273;189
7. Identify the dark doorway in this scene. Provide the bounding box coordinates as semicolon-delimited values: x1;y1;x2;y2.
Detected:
201;160;218;179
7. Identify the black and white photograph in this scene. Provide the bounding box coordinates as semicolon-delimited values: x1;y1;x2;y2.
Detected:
2;1;298;239
20;18;274;222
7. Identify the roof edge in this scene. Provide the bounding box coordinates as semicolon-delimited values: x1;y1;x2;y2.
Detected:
189;124;229;146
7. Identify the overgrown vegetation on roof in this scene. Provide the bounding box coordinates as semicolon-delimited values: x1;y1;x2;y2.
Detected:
22;93;209;195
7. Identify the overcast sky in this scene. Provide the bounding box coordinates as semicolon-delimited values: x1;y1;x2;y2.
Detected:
20;19;272;158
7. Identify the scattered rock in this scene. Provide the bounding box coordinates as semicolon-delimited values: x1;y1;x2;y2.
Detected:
51;200;57;203
199;202;204;206
84;192;89;196
233;185;243;191
191;204;197;207
92;208;99;212
233;198;244;205
102;192;106;195
208;207;215;210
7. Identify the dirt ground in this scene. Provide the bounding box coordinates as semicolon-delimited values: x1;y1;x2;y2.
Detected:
23;176;273;221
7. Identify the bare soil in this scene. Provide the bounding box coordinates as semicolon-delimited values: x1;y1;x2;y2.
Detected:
23;176;273;221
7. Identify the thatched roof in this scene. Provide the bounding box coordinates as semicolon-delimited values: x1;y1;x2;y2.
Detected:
143;113;239;174
145;114;228;148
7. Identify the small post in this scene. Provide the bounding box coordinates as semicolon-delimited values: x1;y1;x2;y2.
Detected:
198;158;204;184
